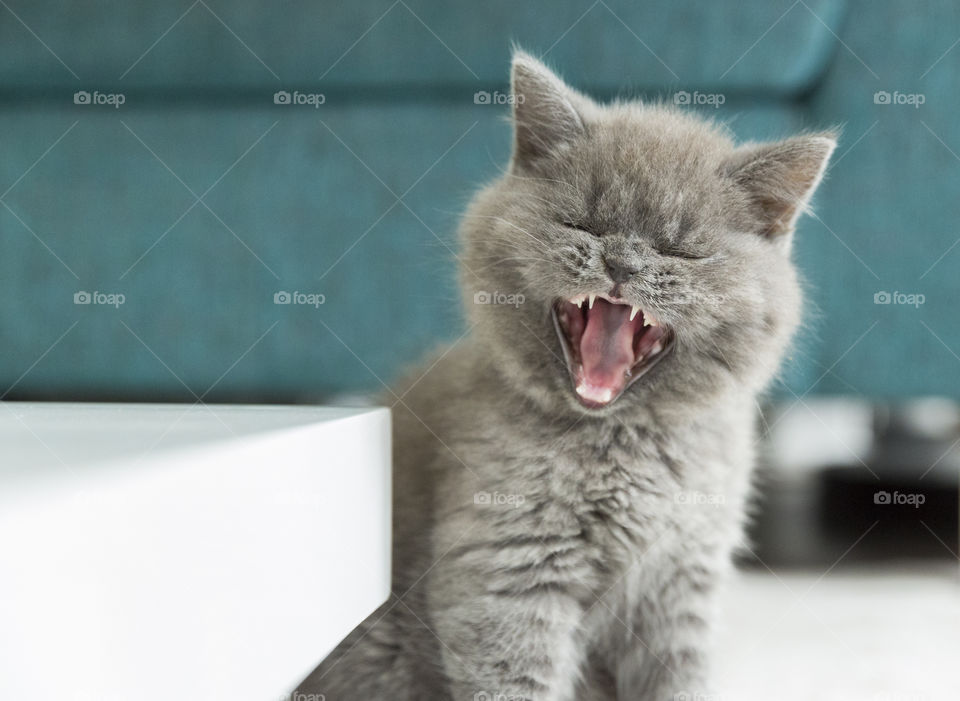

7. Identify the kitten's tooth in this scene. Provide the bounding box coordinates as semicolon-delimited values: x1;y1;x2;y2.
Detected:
643;313;658;327
650;341;663;355
629;305;641;321
588;294;596;309
574;296;583;308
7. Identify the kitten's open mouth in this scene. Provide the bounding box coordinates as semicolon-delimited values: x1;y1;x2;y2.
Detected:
552;294;675;409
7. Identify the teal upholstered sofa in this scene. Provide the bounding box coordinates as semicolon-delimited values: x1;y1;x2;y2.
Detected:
2;0;958;401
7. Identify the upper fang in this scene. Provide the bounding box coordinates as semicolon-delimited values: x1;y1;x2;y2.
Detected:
588;294;596;309
629;305;641;321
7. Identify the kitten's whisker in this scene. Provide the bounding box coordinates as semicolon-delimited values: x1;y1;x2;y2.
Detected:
506;173;581;197
516;190;580;211
477;239;549;255
459;213;550;250
472;256;553;272
435;207;559;249
470;250;550;261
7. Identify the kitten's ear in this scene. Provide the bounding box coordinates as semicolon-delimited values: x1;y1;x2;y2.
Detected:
510;50;588;169
723;133;837;242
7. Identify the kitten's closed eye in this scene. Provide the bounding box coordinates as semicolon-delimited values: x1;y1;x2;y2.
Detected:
656;247;709;261
562;221;599;236
562;218;709;260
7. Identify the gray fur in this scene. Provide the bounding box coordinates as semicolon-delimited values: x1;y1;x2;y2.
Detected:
300;51;835;700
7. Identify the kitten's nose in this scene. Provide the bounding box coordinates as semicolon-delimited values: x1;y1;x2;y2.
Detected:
604;257;639;284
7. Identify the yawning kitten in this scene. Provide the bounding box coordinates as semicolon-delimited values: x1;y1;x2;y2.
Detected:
301;51;834;700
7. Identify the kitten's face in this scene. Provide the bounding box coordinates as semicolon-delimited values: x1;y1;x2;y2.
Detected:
462;53;835;416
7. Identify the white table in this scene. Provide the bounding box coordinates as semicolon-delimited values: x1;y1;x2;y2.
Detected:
0;402;391;701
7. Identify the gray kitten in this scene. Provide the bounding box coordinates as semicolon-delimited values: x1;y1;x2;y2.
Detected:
301;51;835;700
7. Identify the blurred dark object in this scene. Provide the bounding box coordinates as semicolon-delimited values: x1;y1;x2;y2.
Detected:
747;400;959;568
820;401;959;560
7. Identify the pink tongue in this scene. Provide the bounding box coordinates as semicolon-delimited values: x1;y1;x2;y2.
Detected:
577;299;637;403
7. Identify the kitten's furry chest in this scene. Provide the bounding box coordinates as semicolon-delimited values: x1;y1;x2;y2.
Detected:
466;409;750;581
395;356;756;610
551;424;738;559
